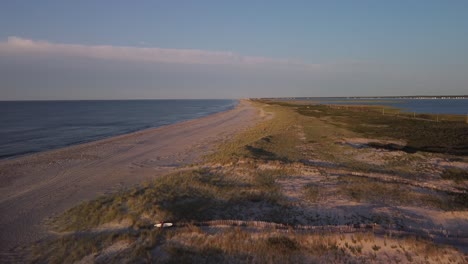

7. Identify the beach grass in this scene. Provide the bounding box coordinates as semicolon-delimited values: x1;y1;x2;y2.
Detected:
336;175;467;210
33;225;466;263
53;166;292;232
293;103;468;156
36;99;468;262
207;102;302;164
302;183;320;203
441;167;468;183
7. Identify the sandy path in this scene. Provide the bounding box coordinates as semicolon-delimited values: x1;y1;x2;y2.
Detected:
0;100;260;253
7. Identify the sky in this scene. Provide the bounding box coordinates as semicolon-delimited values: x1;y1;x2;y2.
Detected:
0;0;467;100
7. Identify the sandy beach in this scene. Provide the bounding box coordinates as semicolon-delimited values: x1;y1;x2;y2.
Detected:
0;100;261;254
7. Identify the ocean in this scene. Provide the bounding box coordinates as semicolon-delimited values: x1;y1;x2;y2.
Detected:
290;98;468;115
0;99;237;159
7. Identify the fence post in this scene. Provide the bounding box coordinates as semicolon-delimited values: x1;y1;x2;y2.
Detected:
382;108;385;115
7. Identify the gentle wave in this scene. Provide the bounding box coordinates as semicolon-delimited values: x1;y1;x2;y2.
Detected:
0;99;238;159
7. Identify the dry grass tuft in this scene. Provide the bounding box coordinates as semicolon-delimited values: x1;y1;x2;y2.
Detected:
35;99;468;263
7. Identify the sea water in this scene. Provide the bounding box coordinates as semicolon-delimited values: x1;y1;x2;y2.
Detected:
0;100;237;159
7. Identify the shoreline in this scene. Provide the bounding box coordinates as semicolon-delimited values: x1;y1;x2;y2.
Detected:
0;100;239;161
0;99;261;253
1;100;240;162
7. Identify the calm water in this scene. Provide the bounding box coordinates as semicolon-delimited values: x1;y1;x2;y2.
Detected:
0;100;237;159
293;98;468;115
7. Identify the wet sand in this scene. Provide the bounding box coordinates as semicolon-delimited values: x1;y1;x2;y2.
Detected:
0;99;261;253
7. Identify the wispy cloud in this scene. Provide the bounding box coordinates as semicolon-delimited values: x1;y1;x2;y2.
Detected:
0;36;319;69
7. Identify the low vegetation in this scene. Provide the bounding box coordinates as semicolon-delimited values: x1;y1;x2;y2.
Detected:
207;102;301;164
302;183;320;203
441;167;468;183
337;176;466;210
34;99;468;263
33;226;465;263
294;103;468;156
53;168;289;232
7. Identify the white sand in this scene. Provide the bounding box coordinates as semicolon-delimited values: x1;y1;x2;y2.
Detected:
0;100;261;252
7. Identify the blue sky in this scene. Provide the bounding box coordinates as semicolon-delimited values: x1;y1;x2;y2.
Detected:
1;1;467;99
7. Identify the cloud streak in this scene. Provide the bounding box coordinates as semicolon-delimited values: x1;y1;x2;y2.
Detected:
0;37;319;69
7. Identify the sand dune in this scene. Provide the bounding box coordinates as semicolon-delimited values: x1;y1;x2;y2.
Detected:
0;99;261;253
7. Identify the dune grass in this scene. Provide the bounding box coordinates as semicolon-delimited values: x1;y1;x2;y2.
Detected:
336;176;467;210
293;103;468;156
302;183;320;203
32;231;139;264
53;167;291;232
159;228;464;264
207;102;302;164
441;167;468;183
32;228;167;263
36;99;468;263
35;225;466;263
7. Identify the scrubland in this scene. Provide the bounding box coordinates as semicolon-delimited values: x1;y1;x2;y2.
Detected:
32;100;468;263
